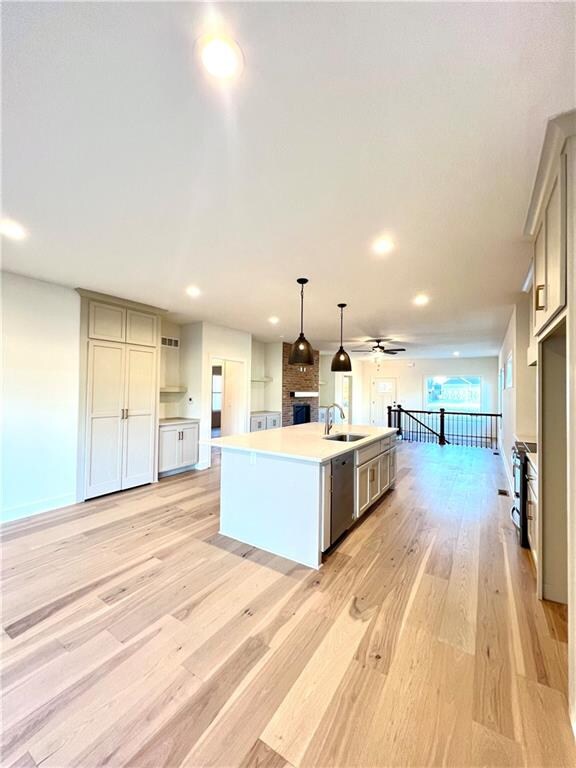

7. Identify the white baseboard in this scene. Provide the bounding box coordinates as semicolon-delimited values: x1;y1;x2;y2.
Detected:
1;493;76;523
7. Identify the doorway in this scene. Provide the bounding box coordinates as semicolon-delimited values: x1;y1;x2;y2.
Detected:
211;365;222;438
370;377;397;426
540;320;567;604
211;359;247;438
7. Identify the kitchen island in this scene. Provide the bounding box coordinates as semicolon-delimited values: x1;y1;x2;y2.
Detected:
210;423;398;568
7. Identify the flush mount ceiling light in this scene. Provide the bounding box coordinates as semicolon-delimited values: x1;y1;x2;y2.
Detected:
453;351;460;357
186;285;202;298
0;217;28;241
288;278;314;366
268;316;280;325
413;293;430;306
331;303;352;372
371;235;394;256
198;35;244;80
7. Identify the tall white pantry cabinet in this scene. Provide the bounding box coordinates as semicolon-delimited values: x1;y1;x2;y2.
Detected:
77;292;162;499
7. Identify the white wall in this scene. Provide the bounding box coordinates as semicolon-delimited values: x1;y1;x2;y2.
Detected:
361;356;499;414
264;342;282;412
250;340;266;412
498;295;537;486
1;273;80;520
319;354;335;407
499;310;517;488
180;321;252;468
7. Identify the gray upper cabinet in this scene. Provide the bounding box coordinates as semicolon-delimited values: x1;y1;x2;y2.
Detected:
526;111;574;338
89;301;126;342
533;157;566;335
88;301;158;347
126;309;158;347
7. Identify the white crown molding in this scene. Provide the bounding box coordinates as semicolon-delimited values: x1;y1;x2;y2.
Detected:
524;109;576;237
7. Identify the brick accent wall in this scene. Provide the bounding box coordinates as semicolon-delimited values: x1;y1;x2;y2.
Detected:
281;342;320;425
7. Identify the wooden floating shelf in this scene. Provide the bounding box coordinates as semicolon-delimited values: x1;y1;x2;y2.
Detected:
160;386;187;394
251;376;273;383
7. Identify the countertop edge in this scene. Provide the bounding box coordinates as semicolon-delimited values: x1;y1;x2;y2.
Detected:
206;427;398;464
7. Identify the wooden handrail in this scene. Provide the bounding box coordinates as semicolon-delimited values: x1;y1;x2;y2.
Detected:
400;408;449;444
387;404;502;449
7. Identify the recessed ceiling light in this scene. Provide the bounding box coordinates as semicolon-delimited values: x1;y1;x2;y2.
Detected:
198;35;244;80
413;293;430;306
453;351;460;357
268;316;280;325
0;217;28;241
371;235;395;256
186;285;202;298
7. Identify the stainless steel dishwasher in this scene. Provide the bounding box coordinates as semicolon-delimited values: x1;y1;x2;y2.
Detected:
330;451;355;545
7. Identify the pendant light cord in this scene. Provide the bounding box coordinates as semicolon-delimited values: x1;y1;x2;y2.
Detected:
340;306;343;346
300;283;304;334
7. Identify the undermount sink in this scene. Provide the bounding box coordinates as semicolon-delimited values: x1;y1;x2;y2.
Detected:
323;433;367;442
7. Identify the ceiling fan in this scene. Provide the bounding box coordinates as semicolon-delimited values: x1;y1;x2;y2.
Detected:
351;339;407;355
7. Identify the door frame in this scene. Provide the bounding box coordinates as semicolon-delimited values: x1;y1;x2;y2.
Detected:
219;358;248;437
370;376;397;426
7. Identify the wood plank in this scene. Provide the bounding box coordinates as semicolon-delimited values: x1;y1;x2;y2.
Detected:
1;443;575;767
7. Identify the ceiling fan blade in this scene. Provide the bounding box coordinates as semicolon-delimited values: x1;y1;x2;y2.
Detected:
350;349;373;353
383;350;398;355
384;347;406;352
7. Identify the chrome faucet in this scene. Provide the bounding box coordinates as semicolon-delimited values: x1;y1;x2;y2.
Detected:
325;403;346;435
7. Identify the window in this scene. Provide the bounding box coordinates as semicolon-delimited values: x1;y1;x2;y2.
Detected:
212;372;223;412
424;375;482;411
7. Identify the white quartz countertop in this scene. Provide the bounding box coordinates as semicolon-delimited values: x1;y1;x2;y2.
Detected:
208;423;398;463
159;417;200;426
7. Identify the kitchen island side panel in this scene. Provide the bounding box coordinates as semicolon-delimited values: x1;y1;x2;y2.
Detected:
219;449;323;569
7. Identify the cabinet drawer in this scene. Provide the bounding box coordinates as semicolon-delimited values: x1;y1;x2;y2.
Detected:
266;414;280;429
250;416;267;432
356;441;381;466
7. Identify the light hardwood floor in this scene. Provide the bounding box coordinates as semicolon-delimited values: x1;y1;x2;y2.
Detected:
1;443;574;767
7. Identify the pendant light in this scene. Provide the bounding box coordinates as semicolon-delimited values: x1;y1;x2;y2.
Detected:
331;303;352;372
289;278;314;365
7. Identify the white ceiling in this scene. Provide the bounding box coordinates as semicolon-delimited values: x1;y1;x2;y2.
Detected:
2;2;575;357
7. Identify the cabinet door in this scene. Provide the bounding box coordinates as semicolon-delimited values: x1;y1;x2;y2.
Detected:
379;451;390;494
533;222;547;334
181;425;199;466
159;427;180;472
527;481;538;562
85;341;125;498
89;302;126;342
389;447;397;486
368;458;380;505
266;414;280;429
126;310;158;347
251;416;266;431
544;159;566;326
122;345;157;489
356;463;371;517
